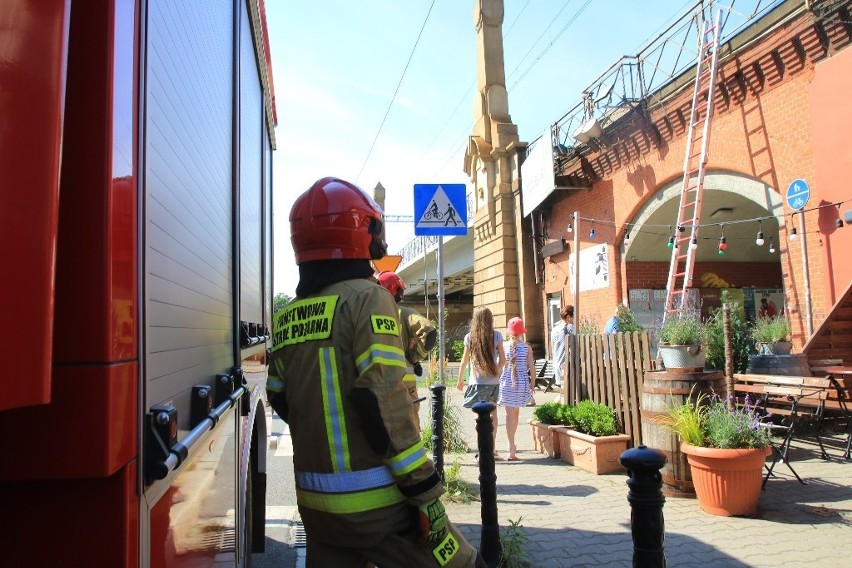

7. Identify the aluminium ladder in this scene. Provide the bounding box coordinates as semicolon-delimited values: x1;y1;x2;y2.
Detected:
663;9;723;316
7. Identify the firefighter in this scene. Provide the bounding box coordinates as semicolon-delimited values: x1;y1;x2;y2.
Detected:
377;270;437;426
267;177;484;568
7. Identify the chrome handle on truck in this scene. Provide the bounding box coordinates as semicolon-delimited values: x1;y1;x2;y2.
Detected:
145;373;247;483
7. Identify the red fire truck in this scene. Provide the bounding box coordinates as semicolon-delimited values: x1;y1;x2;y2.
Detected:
0;1;276;565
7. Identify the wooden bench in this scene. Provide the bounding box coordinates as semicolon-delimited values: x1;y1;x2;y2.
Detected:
534;359;556;392
735;373;852;454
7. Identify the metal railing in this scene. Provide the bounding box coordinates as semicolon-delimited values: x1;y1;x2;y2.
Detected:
540;0;798;155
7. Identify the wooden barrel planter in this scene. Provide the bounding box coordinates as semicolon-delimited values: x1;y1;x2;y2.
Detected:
747;354;810;376
640;369;724;498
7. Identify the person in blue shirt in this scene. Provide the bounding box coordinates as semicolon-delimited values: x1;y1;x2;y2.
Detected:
604;305;621;334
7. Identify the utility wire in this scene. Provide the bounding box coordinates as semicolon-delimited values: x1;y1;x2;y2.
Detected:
416;0;533;179
429;0;594;177
356;0;437;184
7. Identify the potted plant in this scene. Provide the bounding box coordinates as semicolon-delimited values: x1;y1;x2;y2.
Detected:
554;400;631;474
530;402;564;458
657;309;709;370
751;314;792;355
659;390;771;516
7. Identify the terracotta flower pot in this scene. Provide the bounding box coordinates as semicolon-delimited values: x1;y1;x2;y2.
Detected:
555;428;631;474
530;420;562;458
681;442;771;516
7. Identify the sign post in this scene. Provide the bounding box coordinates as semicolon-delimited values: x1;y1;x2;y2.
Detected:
786;179;813;336
413;184;469;385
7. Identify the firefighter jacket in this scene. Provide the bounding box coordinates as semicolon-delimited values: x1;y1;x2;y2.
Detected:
267;279;443;548
398;305;436;387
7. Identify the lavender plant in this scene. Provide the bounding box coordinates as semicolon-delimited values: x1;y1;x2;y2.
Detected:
703;394;771;449
658;388;771;449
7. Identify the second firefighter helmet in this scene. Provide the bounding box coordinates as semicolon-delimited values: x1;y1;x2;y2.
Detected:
377;271;406;302
289;177;388;264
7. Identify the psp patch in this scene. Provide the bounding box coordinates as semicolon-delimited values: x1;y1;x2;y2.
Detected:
370;314;399;336
431;532;459;566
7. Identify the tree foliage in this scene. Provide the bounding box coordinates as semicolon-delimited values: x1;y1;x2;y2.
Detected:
273;293;293;314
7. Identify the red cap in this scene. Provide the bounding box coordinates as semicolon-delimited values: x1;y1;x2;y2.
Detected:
507;317;526;336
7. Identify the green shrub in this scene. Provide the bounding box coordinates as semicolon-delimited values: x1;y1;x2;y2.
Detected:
441;458;477;504
704;291;754;373
557;404;575;426
577;317;600;335
532;401;563;425
420;396;468;453
569;400;619;436
450;339;465;361
535;401;620;436
616;304;644;333
499;517;531;568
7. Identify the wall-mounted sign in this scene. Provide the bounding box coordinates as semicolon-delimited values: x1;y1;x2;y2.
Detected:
520;130;556;217
569;244;609;293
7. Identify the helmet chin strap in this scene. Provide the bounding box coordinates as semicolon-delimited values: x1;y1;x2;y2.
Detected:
368;217;388;259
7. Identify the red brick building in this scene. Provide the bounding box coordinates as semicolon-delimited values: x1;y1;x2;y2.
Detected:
530;0;852;351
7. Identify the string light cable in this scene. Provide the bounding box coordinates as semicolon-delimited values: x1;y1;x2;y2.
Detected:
571;198;849;244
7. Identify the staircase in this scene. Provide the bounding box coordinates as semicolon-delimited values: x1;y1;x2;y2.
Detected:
802;281;852;361
663;10;723;315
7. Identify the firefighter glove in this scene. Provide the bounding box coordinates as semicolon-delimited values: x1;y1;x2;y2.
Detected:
417;498;448;546
413;361;423;377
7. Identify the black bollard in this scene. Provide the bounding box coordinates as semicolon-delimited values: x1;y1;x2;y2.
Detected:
472;401;502;568
430;384;446;481
620;445;667;568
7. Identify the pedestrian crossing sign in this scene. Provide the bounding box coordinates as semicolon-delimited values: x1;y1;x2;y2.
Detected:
413;183;468;236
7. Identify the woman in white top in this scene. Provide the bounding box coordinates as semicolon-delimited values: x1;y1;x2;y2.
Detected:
499;317;537;461
456;307;506;457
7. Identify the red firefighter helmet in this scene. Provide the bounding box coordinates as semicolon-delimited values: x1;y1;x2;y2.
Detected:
377;271;406;302
290;177;388;263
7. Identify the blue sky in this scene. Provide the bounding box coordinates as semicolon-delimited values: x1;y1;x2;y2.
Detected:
265;0;697;297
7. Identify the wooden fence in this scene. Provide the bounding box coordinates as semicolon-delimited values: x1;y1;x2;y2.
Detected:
566;331;654;448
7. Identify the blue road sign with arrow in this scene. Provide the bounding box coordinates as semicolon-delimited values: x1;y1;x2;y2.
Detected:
786;179;809;211
413;184;468;236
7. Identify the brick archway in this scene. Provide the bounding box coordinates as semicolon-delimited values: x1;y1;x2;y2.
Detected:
624;170;785;264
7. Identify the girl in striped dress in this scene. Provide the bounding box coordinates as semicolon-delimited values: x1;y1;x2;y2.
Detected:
499;317;537;461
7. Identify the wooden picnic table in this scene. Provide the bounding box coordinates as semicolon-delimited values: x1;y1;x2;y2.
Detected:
824;366;852;380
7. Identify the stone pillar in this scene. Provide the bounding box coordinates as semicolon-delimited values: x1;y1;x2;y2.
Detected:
464;0;540;334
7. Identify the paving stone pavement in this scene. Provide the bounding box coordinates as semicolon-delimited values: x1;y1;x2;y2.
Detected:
424;387;852;568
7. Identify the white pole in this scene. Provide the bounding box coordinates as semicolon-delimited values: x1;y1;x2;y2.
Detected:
572;211;580;404
438;236;445;385
798;212;814;336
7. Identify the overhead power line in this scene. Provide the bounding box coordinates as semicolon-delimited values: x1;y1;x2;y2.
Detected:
356;1;437;185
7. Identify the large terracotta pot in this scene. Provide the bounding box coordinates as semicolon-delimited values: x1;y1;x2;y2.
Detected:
681;442;771;516
640;370;724;498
